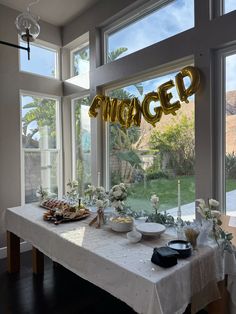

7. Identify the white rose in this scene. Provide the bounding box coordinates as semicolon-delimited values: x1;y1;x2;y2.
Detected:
197;206;207;218
151;194;159;204
196;199;206;209
113;190;123;198
211;210;221;219
209;199;219;208
96;200;104;208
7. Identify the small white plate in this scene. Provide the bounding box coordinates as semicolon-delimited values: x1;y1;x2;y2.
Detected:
136;223;166;236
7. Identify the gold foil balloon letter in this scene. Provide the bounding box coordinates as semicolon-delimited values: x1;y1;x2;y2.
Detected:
158;80;181;115
142;92;163;127
175;66;200;103
89;95;105;118
126;98;142;128
88;66;201;128
117;99;131;127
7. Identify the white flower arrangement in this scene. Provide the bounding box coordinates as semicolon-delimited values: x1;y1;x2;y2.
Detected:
196;198;234;252
36;185;48;201
65;179;80;203
109;183;128;213
196;198;221;220
150;194;160;214
84;185;109;208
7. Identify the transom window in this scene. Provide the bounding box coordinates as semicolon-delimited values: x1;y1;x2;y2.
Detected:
105;0;194;63
19;40;58;78
71;44;89;77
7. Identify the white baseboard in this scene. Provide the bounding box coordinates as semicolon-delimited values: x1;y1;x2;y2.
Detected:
0;241;32;259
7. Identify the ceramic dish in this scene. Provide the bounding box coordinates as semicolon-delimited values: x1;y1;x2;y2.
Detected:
109;216;133;232
167;240;192;258
127;229;142;243
136;223;166;237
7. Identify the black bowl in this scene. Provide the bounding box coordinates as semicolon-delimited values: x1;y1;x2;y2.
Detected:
167;240;192;258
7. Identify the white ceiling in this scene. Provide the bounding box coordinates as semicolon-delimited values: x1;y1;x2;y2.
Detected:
0;0;100;26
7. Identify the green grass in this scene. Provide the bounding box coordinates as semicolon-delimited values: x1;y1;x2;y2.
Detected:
126;176;236;213
226;178;236;192
127;176;195;213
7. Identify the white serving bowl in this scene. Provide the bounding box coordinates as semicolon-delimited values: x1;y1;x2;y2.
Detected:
127;230;142;243
136;222;166;237
110;216;133;232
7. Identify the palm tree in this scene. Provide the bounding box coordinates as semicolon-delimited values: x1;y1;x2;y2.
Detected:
22;97;56;148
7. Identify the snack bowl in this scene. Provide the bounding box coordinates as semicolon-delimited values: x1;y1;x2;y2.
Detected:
127;229;142;243
167;240;192;258
110;216;133;232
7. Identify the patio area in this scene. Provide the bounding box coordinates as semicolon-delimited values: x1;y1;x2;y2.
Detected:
167;190;236;221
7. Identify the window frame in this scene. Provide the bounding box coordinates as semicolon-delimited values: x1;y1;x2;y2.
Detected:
20;90;63;205
18;38;60;80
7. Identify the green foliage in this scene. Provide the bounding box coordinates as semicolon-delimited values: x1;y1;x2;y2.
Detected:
107;47;128;62
22;97;56;147
146;171;169;181
74;97;91;194
147;212;175;226
117;150;142;169
226;152;236;179
111;171;122;186
73;47;89;76
149;114;195;176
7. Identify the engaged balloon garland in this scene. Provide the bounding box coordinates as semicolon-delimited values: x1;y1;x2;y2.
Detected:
89;66;200;128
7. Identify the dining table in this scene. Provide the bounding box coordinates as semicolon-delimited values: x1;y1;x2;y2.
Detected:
5;204;236;314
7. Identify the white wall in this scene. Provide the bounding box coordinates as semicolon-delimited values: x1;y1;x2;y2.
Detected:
0;4;62;247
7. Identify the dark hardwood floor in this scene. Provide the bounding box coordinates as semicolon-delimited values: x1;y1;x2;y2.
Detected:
0;251;207;314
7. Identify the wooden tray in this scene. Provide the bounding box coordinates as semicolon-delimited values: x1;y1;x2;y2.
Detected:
43;211;90;225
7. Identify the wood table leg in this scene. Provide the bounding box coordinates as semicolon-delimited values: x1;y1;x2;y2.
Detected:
207;279;230;314
32;247;44;274
7;231;20;273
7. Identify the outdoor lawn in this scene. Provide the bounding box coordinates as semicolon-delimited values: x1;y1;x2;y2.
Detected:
126;176;236;213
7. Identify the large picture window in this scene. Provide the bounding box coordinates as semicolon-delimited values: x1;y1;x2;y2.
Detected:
20;41;58;78
105;0;194;63
72;96;92;195
21;93;61;203
225;53;236;215
107;69;195;220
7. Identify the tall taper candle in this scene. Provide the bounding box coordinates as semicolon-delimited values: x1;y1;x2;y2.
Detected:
177;179;181;219
97;171;101;187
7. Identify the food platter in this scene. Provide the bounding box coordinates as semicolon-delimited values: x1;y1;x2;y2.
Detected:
43;209;90;225
41;198;90;225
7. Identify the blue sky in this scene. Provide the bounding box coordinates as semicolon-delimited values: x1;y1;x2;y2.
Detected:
20;41;56;77
225;0;236;13
108;0;194;59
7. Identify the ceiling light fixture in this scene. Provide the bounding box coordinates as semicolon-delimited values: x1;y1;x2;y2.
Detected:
0;0;40;60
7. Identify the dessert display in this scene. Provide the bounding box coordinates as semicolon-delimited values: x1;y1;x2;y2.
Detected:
41;198;90;225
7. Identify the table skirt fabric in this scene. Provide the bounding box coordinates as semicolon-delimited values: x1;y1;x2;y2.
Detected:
5;205;235;314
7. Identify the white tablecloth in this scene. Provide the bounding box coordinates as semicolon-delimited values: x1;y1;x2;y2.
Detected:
5;204;234;314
